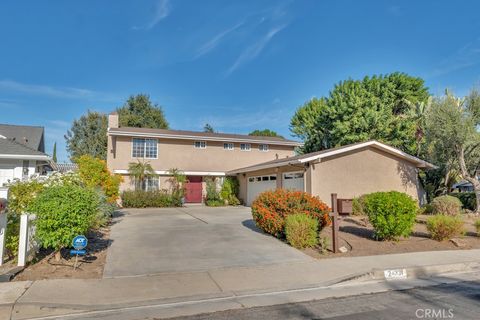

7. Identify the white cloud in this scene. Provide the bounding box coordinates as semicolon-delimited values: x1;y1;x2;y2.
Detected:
195;21;245;58
429;37;480;78
226;24;287;75
133;0;171;30
0;80;96;99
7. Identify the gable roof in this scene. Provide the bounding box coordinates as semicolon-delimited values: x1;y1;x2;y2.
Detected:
108;127;303;146
228;140;436;174
0;124;45;151
0;137;50;160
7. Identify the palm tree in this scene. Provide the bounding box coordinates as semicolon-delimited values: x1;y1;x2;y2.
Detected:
128;160;156;191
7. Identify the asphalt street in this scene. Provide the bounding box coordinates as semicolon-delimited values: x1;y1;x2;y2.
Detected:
166;280;480;320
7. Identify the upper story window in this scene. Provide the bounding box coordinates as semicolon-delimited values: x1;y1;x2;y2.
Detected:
258;144;269;152
224;143;234;150
194;141;207;149
240;143;251;151
132;138;157;158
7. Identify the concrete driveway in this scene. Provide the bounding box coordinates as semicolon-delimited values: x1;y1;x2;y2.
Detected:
104;206;311;278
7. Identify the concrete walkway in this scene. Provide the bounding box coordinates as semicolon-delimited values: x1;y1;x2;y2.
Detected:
3;249;480;320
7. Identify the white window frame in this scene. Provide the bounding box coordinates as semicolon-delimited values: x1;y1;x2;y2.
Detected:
132;138;158;159
283;171;305;180
240;143;251;151
258;144;269;152
142;176;159;191
223;143;234;150
194;141;207;149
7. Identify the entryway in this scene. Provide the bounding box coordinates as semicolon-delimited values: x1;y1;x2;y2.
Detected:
185;176;203;203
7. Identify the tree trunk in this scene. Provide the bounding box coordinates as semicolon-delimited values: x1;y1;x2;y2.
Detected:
55;250;62;262
458;147;480;214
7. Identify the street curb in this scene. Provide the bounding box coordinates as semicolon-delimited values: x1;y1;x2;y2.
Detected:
329;261;480;286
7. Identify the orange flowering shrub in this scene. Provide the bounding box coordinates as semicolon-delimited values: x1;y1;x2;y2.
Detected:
251;189;331;238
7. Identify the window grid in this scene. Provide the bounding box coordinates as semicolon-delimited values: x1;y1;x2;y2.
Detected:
259;144;269;152
132;138;157;158
240;143;251;151
224;143;234;150
194;141;207;149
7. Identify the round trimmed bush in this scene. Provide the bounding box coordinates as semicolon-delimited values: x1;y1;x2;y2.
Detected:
251;189;330;238
427;214;464;241
431;195;462;216
363;191;417;240
285;213;318;249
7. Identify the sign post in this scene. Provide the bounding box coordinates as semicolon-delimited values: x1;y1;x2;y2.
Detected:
330;193;339;253
70;235;88;270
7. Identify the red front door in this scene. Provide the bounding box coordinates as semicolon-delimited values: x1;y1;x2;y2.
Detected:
185;176;203;203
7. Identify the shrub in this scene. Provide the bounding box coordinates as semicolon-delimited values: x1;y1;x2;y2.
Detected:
285;213;319;249
450;192;476;211
220;177;240;206
426;215;465;241
6;179;44;259
363;191;417;240
205;179;224;206
121;190;182;208
352;195;367;216
206;199;225;207
251;189;330;238
417;204;434;215
475;220;480;236
430;195;462;216
29;185;100;251
76;155;122;203
93;190;116;229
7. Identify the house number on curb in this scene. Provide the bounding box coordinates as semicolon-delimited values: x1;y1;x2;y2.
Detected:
384;268;407;280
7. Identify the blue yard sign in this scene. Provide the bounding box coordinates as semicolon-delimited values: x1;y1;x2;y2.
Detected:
72;235;88;250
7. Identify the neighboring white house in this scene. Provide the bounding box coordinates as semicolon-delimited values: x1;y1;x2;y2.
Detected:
0;124;50;196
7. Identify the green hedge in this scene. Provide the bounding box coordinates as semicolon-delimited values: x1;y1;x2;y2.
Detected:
285;213;319;249
363;191;417;240
121;190;182;208
449;193;476;211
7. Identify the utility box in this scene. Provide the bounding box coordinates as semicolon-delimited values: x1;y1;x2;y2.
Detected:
337;199;353;215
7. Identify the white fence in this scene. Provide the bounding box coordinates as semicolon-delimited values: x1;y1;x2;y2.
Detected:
0;188;38;267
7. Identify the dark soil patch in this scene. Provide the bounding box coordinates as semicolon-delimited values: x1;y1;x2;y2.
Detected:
303;214;480;259
13;226;111;281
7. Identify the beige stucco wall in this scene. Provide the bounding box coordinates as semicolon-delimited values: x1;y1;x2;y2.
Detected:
309;147;424;203
107;136;295;173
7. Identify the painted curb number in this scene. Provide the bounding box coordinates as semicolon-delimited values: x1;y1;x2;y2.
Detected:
384;268;407;280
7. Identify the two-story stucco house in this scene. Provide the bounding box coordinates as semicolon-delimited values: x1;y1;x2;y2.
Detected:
106;113;302;203
107;113;435;206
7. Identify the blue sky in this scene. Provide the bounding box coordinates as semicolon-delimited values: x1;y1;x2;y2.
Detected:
1;0;480;162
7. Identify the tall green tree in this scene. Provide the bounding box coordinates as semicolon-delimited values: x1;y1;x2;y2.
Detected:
65;111;108;160
424;88;480;212
290;73;429;154
52;142;57;163
248;129;283;138
117;94;169;129
203;123;215;133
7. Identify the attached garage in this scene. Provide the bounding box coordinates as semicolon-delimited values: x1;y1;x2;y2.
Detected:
246;174;277;206
282;172;304;191
230;140;435;207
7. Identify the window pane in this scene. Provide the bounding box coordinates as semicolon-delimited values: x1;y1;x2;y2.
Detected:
132;138;145;157
262;176;269;181
144;139;157;158
248;177;254;182
255;177;261;182
270;176;277;180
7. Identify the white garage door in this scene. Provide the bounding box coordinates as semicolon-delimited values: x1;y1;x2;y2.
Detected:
283;172;304;191
247;175;277;206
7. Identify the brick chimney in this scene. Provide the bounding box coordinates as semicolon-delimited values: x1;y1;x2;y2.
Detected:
108;112;119;128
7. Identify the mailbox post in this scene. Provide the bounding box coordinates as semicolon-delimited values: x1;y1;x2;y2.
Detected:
330;193;339;253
